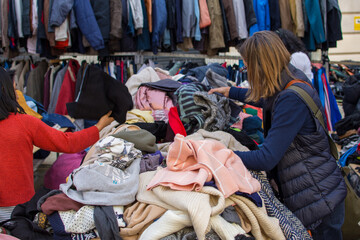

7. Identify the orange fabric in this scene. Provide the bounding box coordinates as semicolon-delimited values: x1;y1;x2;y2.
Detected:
145;0;152;32
16;90;43;119
199;0;211;28
147;134;261;197
0;113;99;207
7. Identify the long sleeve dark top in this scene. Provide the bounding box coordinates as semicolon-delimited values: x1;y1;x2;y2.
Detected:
230;87;316;171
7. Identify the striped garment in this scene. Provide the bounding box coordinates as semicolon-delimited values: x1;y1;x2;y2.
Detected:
175;82;210;134
175;82;238;134
0;206;15;222
250;171;312;240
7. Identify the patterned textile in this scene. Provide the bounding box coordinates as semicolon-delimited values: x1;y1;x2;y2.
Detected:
174;82;210;134
59;206;96;233
250;171;312;240
193;92;238;131
96;136;142;170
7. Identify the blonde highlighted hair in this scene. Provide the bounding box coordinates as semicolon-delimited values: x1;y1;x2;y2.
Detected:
239;31;292;102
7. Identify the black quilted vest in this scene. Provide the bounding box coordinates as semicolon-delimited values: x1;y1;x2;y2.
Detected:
267;65;347;229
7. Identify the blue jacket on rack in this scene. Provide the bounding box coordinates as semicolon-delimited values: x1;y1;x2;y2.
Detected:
49;0;104;50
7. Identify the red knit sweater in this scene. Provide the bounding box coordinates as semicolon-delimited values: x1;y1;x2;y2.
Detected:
0;113;99;207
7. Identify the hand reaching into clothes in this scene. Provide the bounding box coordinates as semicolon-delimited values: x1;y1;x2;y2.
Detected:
95;111;114;131
208;87;231;98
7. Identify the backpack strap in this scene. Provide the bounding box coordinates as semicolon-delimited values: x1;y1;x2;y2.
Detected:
285;80;340;160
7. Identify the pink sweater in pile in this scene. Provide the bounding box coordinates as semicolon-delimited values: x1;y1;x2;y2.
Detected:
147;134;261;198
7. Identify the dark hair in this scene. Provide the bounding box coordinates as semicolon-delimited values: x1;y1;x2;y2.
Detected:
274;29;309;56
0;67;25;120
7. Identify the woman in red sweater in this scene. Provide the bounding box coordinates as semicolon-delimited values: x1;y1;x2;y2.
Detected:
0;68;114;221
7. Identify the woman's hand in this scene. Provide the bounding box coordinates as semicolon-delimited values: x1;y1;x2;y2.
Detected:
208;87;231;98
95;111;114;131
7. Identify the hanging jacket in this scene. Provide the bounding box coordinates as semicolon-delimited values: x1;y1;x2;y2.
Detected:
73;0;104;50
90;0;110;42
303;0;325;51
222;0;239;40
151;0;167;54
55;59;80;115
66;65;133;123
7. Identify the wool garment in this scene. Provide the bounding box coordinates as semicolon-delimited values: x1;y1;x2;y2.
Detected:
120;202;166;240
141;210;245;240
251;171;312;239
137;170;226;240
147;134;260;197
140;152;163;173
0;113;99;207
94;206;122;240
186;129;249;152
229;195;285;240
139;210;193;240
205;68;229;88
40;193;84;216
112;129;158;153
193;91;233;131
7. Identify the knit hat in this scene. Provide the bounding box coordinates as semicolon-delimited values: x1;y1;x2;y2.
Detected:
112;129;158;153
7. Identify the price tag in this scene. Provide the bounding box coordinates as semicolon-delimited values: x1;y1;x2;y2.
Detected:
355;16;360;31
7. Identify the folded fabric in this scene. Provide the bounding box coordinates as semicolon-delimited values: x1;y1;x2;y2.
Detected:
229;195;285;240
94;206;122;240
112;129;158;153
82;124;141;166
60;158;141;206
147;134;260;197
126;109;154;124
140;210;245;240
205;68;229;88
185;129;249;152
40;193;84;216
59;206;96;233
95;136;142;170
121;202;166;240
41;113;75;129
44;151;86;190
137;170;225;240
140;151;163;173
